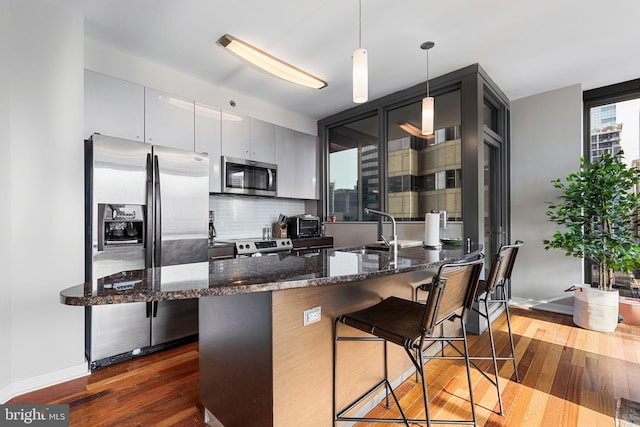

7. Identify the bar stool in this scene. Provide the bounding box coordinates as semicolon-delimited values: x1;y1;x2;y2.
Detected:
449;241;523;416
472;241;523;414
333;256;484;426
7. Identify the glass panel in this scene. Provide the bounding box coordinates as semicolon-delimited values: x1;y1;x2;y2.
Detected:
386;90;462;221
484;143;496;268
483;99;499;133
588;99;640;290
328;114;379;221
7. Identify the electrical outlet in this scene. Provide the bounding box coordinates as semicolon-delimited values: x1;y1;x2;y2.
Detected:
303;306;321;326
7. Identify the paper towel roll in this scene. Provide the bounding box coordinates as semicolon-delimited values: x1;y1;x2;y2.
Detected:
424;213;441;247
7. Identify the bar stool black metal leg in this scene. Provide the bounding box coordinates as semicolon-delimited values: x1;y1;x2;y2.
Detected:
501;286;520;383
383;340;391;409
484;297;503;415
461;323;477;425
333;319;338;427
417;346;433;427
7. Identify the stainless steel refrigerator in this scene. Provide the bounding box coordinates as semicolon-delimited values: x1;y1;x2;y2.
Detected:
85;134;209;369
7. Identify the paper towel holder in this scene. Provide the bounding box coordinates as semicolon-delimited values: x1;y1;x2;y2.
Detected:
439;210;447;229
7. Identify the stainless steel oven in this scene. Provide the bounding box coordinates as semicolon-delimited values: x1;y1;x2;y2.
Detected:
222;156;277;196
221;237;293;257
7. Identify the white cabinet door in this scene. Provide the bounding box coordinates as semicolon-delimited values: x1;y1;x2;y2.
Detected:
195;103;222;193
84;70;144;141
250;118;276;164
293;131;319;199
275;126;294;198
221;109;251;159
144;88;195;151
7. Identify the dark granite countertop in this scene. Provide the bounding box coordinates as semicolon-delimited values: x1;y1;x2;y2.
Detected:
60;244;481;306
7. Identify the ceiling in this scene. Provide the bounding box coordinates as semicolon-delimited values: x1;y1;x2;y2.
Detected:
49;0;640;120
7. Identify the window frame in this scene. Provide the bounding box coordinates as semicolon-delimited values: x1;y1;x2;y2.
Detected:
317;64;511;247
583;77;640;285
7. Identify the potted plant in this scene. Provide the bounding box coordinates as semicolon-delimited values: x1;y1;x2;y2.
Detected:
544;152;640;332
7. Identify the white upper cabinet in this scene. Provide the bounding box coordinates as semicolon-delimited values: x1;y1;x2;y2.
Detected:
275;126;295;198
221;110;251;159
221;110;276;164
195;103;222;193
250;118;276;164
85;71;317;198
292;131;319;199
144;88;195;151
84;70;144;141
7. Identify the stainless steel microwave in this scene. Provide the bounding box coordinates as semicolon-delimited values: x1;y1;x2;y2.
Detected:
222;156;277;196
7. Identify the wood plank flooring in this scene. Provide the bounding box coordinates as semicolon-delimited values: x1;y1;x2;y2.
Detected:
8;307;640;426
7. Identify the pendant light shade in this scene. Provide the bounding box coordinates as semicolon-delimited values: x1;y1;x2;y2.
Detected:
421;41;435;135
421;96;434;135
353;48;368;103
352;0;368;103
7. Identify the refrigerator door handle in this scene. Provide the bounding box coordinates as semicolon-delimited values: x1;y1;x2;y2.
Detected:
145;153;153;268
153;154;162;267
146;301;152;318
153;301;159;318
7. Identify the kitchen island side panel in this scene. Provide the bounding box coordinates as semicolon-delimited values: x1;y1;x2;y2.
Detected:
199;292;273;427
272;271;429;426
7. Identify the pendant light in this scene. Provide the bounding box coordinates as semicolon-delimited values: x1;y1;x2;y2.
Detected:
352;0;368;103
421;41;435;135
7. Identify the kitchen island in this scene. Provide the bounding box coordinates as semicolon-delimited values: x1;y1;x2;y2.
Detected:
60;244;481;427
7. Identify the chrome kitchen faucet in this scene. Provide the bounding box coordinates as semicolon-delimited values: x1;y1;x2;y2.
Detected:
363;208;398;255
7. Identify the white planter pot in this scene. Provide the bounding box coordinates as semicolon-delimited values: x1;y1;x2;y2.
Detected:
572;284;619;332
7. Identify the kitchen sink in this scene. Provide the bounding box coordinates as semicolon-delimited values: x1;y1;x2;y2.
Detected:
343;248;389;256
337;244;390;256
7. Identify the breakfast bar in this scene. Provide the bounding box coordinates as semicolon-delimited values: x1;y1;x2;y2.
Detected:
60;244;481;426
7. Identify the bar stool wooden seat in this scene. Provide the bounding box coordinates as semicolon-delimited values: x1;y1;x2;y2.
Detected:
333;256;484;426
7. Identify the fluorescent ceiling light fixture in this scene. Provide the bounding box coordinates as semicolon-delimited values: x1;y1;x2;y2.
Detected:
217;34;327;89
352;0;368;103
421;41;435;135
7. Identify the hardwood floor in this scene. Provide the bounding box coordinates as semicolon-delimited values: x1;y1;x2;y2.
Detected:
8;307;640;426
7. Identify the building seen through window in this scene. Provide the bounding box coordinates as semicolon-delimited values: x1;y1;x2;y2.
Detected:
328;115;379;221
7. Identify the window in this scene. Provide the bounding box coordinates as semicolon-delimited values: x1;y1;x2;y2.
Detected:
386;91;462;221
328;114;379;221
584;78;640;288
318;64;511;250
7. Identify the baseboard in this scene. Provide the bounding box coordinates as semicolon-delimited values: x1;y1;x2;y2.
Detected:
0;362;89;404
510;297;574;316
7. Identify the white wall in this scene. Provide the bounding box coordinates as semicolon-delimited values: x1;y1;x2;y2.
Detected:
510;84;583;314
0;0;12;394
84;38;317;136
0;0;87;402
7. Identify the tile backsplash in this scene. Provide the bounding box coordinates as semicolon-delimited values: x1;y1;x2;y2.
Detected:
210;195;308;240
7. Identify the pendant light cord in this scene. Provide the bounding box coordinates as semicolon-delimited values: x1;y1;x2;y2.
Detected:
426;48;430;97
421;41;434;97
358;0;362;49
